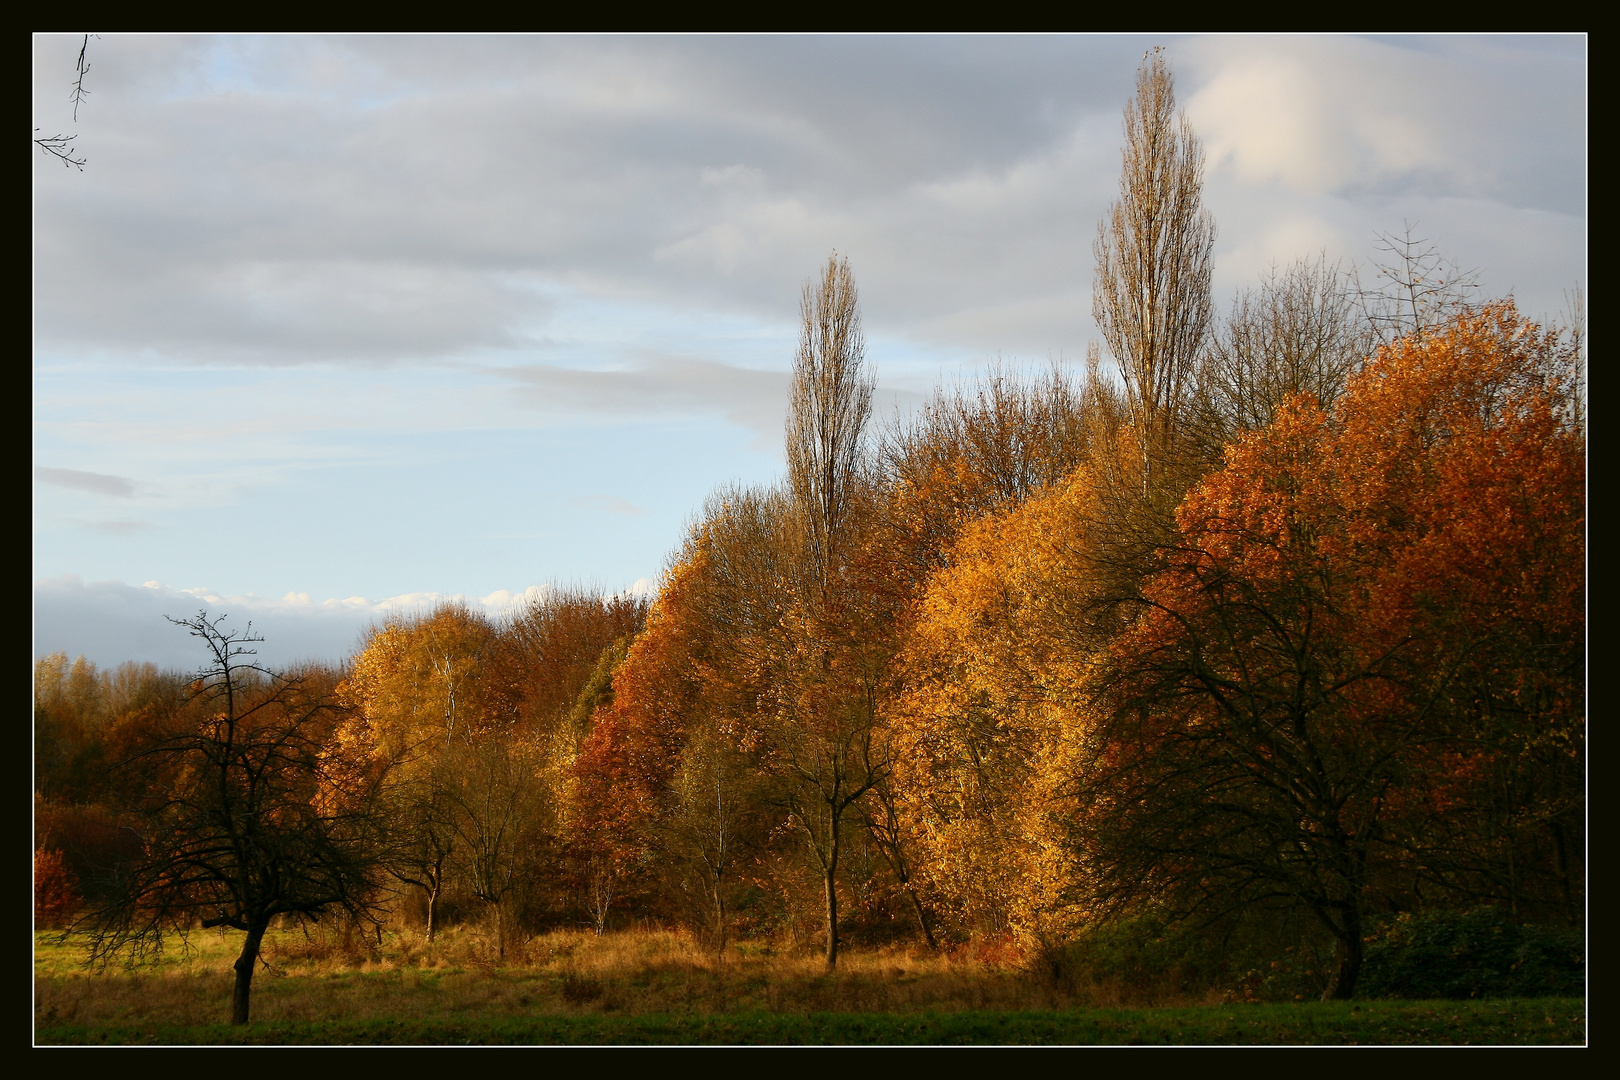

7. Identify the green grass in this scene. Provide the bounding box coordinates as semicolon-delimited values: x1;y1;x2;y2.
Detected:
35;1000;1584;1046
34;929;1584;1045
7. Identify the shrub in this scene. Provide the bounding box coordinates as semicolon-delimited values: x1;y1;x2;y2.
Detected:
35;848;81;929
1359;908;1584;1000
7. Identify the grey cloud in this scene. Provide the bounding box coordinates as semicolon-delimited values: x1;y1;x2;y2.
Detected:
35;466;138;498
32;576;372;670
33;35;1583;372
500;356;925;449
32;35;1153;367
1181;36;1585;217
502;357;790;442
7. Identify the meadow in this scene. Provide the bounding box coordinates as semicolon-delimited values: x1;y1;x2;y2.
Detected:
33;927;1586;1046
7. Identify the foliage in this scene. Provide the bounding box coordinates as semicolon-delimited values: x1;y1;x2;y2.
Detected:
34;52;1584;1013
1082;302;1584;998
1358;909;1584;1001
35;847;82;929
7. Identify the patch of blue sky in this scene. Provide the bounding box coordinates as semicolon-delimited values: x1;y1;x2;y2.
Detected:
35;416;779;604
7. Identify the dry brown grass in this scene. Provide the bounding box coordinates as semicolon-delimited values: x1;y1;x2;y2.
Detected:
36;925;1127;1029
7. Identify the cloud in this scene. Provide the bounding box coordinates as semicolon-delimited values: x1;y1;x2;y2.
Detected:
32;576;626;670
33;35;1581;378
1182;36;1585;214
502;356;791;445
31;35;1153;369
34;466;137;498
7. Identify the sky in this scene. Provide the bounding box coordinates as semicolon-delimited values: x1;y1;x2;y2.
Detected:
33;34;1586;671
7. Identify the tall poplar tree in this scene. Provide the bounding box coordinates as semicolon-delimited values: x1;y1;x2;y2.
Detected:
1092;48;1215;488
780;252;885;969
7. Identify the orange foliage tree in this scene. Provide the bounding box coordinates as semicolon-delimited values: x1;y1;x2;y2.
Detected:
333;605;510;941
1082;303;1584;999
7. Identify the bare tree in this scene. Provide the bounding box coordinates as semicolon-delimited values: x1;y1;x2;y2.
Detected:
76;613;384;1025
787;252;874;595
1187;256;1371;459
1353;224;1482;346
442;736;548;960
661;725;758;953
1092;48;1216;485
380;774;457;943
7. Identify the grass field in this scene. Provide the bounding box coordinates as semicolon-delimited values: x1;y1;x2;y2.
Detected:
33;927;1586;1046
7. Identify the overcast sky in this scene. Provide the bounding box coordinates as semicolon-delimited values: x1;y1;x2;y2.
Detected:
33;34;1586;670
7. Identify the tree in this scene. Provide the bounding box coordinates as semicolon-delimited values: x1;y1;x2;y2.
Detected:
788;252;874;596
658;723;760;953
35;847;82;929
440;734;550;959
1092;47;1215;487
1082;303;1584;999
887;466;1107;947
77;613;383;1025
776;252;887;968
1188;256;1370;464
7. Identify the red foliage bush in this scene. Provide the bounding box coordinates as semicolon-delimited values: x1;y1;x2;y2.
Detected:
34;847;81;929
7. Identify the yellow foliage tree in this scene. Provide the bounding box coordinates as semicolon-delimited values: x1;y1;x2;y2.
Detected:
890;465;1111;949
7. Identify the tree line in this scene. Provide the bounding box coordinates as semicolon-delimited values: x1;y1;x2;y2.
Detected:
35;52;1584;1023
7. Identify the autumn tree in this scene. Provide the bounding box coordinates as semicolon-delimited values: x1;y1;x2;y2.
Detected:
440;734;550;958
1080;303;1584;999
875;365;1102;601
566;546;737;930
887;466;1110;947
79;613;383;1025
334;605;510;940
35;847;81;929
657;723;762;952
774;252;889;968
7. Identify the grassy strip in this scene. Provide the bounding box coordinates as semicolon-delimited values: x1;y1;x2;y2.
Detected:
36;999;1585;1046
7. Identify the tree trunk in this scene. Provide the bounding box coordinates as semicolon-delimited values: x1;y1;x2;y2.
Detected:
711;872;728;956
1320;909;1363;1001
905;887;937;950
231;918;269;1025
426;867;443;944
823;832;841;969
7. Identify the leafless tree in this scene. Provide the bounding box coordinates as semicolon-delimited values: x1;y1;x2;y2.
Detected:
441;736;549;960
1353;223;1482;346
1186;256;1372;460
74;612;384;1025
661;726;758;953
787;252;874;595
776;252;888;968
1092;47;1216;486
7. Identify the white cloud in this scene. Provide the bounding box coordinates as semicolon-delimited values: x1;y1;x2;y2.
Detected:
1183;35;1584;213
33;576;613;670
